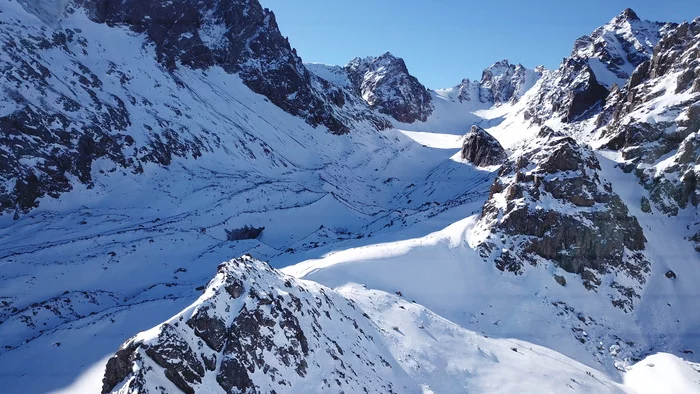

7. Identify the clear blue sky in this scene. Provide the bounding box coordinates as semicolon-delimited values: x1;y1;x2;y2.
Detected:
259;0;700;89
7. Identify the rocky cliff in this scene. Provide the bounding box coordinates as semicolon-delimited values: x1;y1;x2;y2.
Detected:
474;127;649;311
522;9;675;125
599;18;700;251
344;52;434;123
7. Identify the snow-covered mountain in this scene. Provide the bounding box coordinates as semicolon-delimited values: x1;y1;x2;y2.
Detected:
598;17;700;252
1;1;700;393
103;255;654;394
307;52;434;124
0;0;391;215
438;60;543;105
509;9;676;128
473;127;649;312
307;57;543;134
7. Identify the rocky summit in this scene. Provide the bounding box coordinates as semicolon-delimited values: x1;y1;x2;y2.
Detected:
520;9;676;125
1;2;700;394
601;18;700;221
101;256;411;394
344;52;434;123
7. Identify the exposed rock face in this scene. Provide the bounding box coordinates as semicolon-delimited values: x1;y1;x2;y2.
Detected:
102;256;407;394
474;127;649;311
526;58;609;123
521;9;674;125
75;0;377;135
345;52;434;123
571;9;673;85
0;13;146;214
444;60;543;105
479;60;543;104
0;0;390;215
599;18;700;250
460;125;507;166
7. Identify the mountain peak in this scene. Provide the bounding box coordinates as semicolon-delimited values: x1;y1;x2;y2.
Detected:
344;52;433;123
609;8;641;25
483;60;513;76
489;59;511;68
620;8;640;21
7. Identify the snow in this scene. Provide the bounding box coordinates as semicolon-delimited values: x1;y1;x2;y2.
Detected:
398;130;463;149
624;353;700;394
0;2;699;393
286;214;629;372
391;89;499;135
47;356;111;394
17;0;70;26
341;284;628;393
597;150;700;360
304;63;352;88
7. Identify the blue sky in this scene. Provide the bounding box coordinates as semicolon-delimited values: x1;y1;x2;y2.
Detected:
259;0;700;89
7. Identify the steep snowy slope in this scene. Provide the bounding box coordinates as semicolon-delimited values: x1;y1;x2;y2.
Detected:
490;9;676;144
598;18;700;252
2;2;700;394
102;256;629;394
0;1;497;393
573;8;673;88
0;0;391;215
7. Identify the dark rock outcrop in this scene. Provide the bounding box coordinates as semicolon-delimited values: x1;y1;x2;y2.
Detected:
563;64;610;122
460;125;507;166
553;274;567;287
225;225;265;241
345;52;434;123
475;128;649;311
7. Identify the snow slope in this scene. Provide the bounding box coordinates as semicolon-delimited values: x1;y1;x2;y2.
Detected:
0;2;499;393
1;2;699;394
625;353;700;394
103;256;631;394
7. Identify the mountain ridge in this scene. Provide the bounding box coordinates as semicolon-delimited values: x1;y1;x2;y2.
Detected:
1;3;699;393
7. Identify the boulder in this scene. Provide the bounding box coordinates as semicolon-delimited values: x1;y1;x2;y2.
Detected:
553;274;567;286
461;125;507;167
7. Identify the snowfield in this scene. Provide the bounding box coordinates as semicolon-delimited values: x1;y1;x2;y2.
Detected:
0;1;698;394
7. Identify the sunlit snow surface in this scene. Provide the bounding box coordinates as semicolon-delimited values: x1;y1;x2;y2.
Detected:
0;2;698;394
